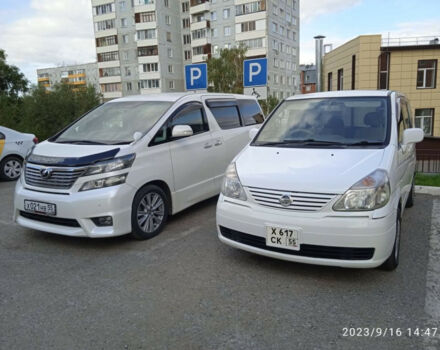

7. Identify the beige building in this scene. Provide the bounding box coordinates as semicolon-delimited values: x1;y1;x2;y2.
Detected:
322;34;440;137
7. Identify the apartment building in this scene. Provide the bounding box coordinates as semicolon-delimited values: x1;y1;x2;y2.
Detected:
91;0;300;100
37;62;99;91
322;34;440;137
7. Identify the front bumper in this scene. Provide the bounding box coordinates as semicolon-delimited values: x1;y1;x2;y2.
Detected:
14;181;135;238
216;195;396;268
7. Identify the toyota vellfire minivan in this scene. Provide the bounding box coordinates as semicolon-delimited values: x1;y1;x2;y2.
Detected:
217;91;424;270
14;93;264;239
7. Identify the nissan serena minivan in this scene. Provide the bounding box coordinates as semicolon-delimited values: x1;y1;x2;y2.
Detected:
217;91;424;270
14;93;264;239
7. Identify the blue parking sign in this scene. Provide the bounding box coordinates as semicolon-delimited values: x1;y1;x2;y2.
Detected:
243;58;267;87
185;63;208;90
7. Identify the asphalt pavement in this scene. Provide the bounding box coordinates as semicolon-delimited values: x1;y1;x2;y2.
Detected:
0;180;439;350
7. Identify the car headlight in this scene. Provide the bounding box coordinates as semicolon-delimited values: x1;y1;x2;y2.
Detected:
333;169;390;211
221;162;247;201
79;174;128;192
82;154;135;176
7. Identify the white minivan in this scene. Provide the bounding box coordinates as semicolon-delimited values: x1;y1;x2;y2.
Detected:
14;93;264;239
217;91;424;270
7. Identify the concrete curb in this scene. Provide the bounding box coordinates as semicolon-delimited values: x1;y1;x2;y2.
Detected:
415;185;440;196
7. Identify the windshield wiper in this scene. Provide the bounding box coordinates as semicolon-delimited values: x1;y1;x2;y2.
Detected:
346;141;384;146
284;139;347;146
55;140;109;145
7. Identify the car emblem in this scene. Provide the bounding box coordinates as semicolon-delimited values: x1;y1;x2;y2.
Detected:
279;194;292;207
40;168;53;179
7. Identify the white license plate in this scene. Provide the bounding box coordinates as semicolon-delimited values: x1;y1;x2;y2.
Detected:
24;200;57;216
266;226;300;251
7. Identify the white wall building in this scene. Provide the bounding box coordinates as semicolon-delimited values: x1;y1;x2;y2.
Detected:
91;0;300;100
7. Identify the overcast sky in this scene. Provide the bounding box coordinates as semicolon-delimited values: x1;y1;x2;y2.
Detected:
0;0;439;84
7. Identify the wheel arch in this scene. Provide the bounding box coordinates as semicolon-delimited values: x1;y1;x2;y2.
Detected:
135;180;173;215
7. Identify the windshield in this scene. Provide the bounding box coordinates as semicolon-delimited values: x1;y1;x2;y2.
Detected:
254;97;389;147
54;101;172;145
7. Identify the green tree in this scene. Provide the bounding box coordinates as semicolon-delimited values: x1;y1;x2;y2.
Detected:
20;83;101;140
207;46;247;93
259;95;280;116
0;49;29;98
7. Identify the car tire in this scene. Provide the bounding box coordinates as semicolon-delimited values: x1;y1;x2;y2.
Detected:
131;185;169;240
0;156;23;181
380;208;401;271
405;179;415;208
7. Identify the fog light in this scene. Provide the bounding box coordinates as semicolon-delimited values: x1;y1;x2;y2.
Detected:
91;216;113;227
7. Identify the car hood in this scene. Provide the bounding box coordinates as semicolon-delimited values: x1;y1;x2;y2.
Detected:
27;141;128;167
236;146;386;194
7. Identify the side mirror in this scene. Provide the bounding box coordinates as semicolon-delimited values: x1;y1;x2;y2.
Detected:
402;128;424;145
249;127;259;140
172;125;193;138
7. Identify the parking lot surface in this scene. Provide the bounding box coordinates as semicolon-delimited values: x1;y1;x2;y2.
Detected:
0;181;439;349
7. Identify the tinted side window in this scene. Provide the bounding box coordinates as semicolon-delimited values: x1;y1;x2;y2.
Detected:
398;101;409;144
238;100;264;126
151;105;208;145
210;106;241;129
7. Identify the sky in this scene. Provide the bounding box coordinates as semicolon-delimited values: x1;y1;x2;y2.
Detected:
0;0;439;84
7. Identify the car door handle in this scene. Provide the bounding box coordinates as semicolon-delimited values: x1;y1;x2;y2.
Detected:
214;139;222;146
204;142;213;149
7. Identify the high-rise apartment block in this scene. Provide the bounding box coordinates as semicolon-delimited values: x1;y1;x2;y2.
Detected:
91;0;300;100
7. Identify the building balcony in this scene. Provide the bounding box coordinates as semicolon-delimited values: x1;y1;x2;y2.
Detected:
138;55;159;64
136;38;158;47
102;91;123;99
135;21;156;31
134;3;155;13
234;10;266;23
191;20;210;31
97;60;121;69
190;1;209;15
140;87;161;94
99;76;122;84
139;72;160;80
245;47;267;57
191;37;209;47
93;12;116;21
192;54;210;63
95;28;117;39
96;44;119;54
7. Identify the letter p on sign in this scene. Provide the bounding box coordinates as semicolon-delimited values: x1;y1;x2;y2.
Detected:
185;63;207;90
244;58;267;87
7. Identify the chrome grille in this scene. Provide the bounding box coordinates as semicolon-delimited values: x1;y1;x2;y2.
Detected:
248;186;336;211
25;163;85;189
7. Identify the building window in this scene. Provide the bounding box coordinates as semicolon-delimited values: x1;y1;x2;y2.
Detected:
136;29;156;40
223;8;230;19
224;26;231;36
328;72;332;91
119;1;126;10
122;35;129;44
96;35;118;47
183;34;191;45
182;2;189;12
127;82;132;91
164;0;169;7
97;51;119;62
140;79;160;89
337;69;343;90
417;60;437;89
351;55;356;90
240;21;256;32
99;67;121;77
184;50;191;60
167;48;173;58
235;0;265;16
121;18;128;27
211;11;217;20
378;52;389;89
415;108;434;135
138;46;158;57
135;11;156;23
182;18;190;28
101;83;122;92
94;3;115;16
140;62;158;72
169;80;175;89
211;28;218;38
95;19;115;32
192;29;206;40
168;64;173;73
125;67;131;76
165;15;171;25
166;32;172;42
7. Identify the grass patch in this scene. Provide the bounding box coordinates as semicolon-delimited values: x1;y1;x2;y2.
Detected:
415;173;440;187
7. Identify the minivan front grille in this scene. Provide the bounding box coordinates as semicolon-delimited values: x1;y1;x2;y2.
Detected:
25;163;85;189
220;226;375;260
248;186;336;212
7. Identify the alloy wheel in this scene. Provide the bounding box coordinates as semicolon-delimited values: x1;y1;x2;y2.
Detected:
136;192;165;233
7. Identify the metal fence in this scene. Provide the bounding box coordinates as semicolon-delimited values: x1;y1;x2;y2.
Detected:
382;36;440;47
416;137;440;173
